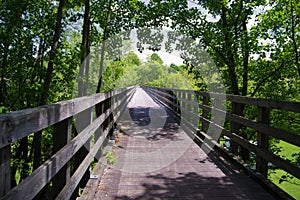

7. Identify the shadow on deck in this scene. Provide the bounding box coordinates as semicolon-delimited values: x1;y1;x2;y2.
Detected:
80;88;276;200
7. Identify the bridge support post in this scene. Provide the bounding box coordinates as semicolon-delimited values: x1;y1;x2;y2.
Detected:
256;106;270;177
0;145;11;198
201;96;209;133
95;101;104;162
230;102;241;155
182;92;186;113
187;92;192;122
52;117;72;198
194;93;199;129
73;108;92;198
213;98;222;142
168;90;173;110
177;91;182;114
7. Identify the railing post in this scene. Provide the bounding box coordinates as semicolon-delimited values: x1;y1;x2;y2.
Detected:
162;89;167;105
202;95;209;133
256;106;270;177
212;97;222;142
170;90;175;111
108;97;114;139
177;90;182;115
193;93;199;129
168;90;173;110
178;91;182;115
0;145;11;197
52;117;72;198
230;102;241;155
213;98;222;125
95;98;105;162
73;108;92;198
187;92;192;122
182;92;186;113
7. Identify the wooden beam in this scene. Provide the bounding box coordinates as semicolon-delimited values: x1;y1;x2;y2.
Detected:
256;106;270;177
0;145;10;198
52;117;72;198
0;87;136;149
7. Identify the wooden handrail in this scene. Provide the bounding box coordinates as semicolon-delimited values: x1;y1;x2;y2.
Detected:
143;86;300;182
0;86;135;199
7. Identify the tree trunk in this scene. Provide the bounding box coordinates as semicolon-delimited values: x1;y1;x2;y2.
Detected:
221;5;239;95
290;1;300;77
0;41;9;107
241;20;249;96
78;0;90;97
72;1;91;198
96;0;113;93
32;0;65;170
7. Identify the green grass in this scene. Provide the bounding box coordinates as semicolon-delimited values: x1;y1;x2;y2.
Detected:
275;141;299;160
268;141;300;199
269;169;300;199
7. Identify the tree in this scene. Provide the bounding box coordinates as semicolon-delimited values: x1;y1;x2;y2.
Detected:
149;53;164;64
250;0;300;99
33;0;66;170
78;0;91;97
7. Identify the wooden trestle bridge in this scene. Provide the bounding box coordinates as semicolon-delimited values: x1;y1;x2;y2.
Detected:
0;86;299;199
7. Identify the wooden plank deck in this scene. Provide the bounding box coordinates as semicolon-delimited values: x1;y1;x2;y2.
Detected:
81;88;276;200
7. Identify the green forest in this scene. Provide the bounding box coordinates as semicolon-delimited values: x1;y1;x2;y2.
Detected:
1;0;299;198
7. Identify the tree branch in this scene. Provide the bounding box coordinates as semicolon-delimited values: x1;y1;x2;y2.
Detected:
250;61;287;97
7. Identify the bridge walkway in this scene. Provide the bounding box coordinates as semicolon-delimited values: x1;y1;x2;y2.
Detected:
81;88;275;200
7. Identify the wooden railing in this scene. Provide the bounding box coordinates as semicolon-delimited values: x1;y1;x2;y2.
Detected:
144;86;300;192
0;87;135;199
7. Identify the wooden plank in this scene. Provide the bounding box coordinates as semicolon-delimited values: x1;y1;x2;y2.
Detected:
93;90;278;200
0;108;113;200
0;88;135;149
56;126;109;200
76;108;92;192
195;130;294;200
95;87;134;162
230;102;241;155
0;86;135;199
205;121;300;180
52;117;72;198
193;93;199;126
94;101;104;162
227;95;300;113
151;87;300;113
256;107;270;177
198;103;300;148
187;92;192;122
228;112;300;147
56;104;124;200
148;87;300;145
0;145;10;198
201;96;209;133
196;91;300;113
144;86;300;180
169;90;175;110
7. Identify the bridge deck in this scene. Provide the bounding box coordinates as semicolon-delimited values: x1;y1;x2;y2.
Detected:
82;88;275;200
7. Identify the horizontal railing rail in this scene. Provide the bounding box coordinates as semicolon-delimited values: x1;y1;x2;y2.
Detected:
0;86;135;199
143;86;300;195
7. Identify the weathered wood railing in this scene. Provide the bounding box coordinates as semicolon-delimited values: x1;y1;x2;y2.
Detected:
144;86;300;195
0;86;135;199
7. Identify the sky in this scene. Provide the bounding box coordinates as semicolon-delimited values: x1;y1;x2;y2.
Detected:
134;49;184;66
128;28;184;66
130;0;217;65
135;0;272;62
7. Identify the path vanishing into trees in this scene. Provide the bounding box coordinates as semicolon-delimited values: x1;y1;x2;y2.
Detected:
1;86;299;199
82;88;275;199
